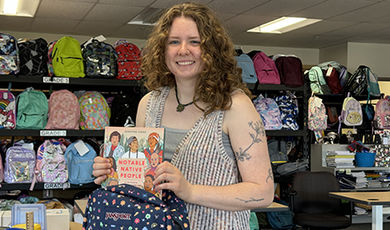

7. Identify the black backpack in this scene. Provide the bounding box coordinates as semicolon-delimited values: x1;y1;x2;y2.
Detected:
17;38;48;75
345;65;368;96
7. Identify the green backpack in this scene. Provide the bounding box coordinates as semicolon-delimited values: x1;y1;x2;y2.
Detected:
16;88;48;129
52;36;85;78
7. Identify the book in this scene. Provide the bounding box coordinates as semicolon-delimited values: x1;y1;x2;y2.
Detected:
101;126;165;198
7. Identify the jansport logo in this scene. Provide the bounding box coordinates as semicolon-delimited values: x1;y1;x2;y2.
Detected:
105;212;131;221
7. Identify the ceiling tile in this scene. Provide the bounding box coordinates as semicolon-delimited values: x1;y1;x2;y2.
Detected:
291;0;382;19
98;0;155;7
0;16;34;32
330;1;390;22
207;0;269;14
109;24;154;39
31;18;80;34
151;0;211;9
84;4;143;23
36;0;95;20
73;21;122;37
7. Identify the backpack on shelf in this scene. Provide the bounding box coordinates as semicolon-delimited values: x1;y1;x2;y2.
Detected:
34;139;68;183
345;65;380;97
373;96;390;129
308;95;327;131
324;67;342;94
274;55;304;87
0;89;16;129
251;51;281;84
0;33;19;75
339;95;363;128
253;94;282;130
317;61;350;88
16;88;48;130
114;40;142;80
47;40;57;77
82;39;118;78
64;139;97;184
235;53;257;83
83;184;190;230
51;36;85;78
308;66;331;94
17;38;48;76
4;143;36;183
79;91;111;130
326;106;339;126
45;89;80;130
274;92;299;130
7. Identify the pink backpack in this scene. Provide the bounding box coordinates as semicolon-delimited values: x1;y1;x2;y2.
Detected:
308;95;328;131
34;139;68;183
45;89;80;129
0;90;16;129
252;52;281;84
253;94;282;130
374;96;390;129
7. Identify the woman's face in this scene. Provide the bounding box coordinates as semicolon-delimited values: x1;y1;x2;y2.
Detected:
148;136;157;148
111;135;119;146
165;16;204;81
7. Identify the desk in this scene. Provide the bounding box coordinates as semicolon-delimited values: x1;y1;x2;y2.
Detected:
252;202;289;212
329;191;390;230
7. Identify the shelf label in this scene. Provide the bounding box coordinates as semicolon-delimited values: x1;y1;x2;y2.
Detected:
40;130;67;136
43;77;70;84
43;182;70;190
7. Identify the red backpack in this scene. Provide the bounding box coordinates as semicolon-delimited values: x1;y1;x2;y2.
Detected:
274;55;304;87
324;67;342;94
114;40;142;80
251;51;280;84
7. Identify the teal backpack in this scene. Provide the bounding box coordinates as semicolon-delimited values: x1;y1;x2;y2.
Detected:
16;88;48;129
52;36;85;78
308;66;331;94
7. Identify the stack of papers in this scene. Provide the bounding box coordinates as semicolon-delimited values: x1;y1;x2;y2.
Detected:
326;150;355;168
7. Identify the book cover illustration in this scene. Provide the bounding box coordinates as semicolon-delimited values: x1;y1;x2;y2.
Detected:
101;126;164;197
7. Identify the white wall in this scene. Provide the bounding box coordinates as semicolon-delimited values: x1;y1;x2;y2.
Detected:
238;44;319;65
319;43;347;66
347;42;390;79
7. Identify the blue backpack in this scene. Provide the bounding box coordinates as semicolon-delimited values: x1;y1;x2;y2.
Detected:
64;140;96;184
235;54;257;83
83;184;190;230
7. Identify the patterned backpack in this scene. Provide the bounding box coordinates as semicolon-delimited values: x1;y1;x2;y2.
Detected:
339;95;363;128
253;94;282;130
251;51;281;84
45;89;80;130
274;93;299;130
79;91;111;130
0;90;16;129
4;143;36;183
17;38;48;75
82;39;118;78
34;139;68;183
47;40;57;77
114;40;142;80
83;184;190;230
374;96;390;129
64;140;96;184
0;33;19;75
308;95;328;131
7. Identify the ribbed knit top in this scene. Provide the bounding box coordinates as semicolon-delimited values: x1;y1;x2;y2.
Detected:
145;87;250;230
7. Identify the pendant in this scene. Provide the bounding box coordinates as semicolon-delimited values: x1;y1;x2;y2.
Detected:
176;104;185;112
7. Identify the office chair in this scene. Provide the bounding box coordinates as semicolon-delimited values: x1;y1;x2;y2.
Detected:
290;171;352;229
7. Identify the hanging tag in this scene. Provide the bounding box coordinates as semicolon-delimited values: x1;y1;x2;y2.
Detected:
74;140;89;156
326;67;333;77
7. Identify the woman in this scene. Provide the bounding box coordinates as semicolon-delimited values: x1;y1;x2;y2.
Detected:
93;2;274;229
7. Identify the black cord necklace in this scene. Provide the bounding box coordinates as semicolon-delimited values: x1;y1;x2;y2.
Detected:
175;87;194;112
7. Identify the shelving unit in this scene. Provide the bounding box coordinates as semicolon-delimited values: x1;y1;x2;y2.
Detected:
0;75;144;192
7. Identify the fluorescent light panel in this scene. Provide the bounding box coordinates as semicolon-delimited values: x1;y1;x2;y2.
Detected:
247;17;322;34
0;0;40;17
128;7;163;26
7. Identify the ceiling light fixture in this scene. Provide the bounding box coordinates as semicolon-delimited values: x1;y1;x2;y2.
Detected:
247;17;322;34
0;0;40;17
127;7;164;26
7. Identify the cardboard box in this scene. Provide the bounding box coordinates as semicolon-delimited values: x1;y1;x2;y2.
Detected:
0;208;70;230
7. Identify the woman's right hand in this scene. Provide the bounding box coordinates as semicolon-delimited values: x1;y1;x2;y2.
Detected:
92;156;112;185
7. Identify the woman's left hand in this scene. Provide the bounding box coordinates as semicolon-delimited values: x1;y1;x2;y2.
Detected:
153;161;193;202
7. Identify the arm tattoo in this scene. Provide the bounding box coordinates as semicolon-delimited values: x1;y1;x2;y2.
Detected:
235;120;265;162
236;197;265;203
266;168;274;183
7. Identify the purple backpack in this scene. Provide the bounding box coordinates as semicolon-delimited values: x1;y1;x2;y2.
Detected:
253;94;282;130
35;139;68;183
252;51;281;84
4;144;36;183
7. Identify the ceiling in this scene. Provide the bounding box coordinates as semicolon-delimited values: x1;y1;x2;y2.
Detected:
1;0;390;48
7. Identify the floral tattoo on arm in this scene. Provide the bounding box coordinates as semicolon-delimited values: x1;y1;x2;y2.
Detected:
235;120;266;162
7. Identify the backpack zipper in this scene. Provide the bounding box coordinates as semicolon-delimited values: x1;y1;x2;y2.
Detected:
60;57;82;64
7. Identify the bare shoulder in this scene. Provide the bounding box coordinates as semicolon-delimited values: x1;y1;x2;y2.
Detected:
135;92;153;127
223;90;259;133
